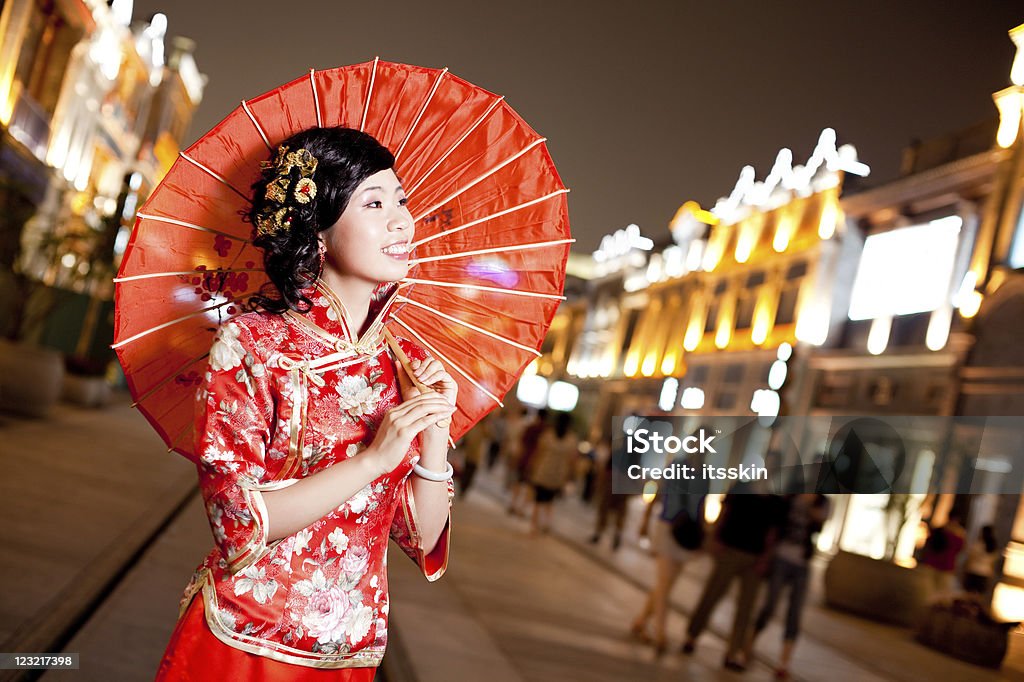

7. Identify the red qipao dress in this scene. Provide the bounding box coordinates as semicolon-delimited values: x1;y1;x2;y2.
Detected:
157;280;452;680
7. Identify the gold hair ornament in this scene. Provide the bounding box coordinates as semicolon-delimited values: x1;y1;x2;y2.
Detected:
254;146;319;236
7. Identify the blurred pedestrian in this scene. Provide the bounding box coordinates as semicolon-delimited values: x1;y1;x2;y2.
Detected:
529;411;578;535
590;433;629;550
485;410;506;469
919;510;967;600
508;408;548;516
501;407;528;491
630;453;707;654
963;524;999;596
745;493;830;680
682;487;785;672
457;422;487;495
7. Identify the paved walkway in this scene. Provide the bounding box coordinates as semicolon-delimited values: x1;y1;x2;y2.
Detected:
466;465;1024;682
4;398;1024;681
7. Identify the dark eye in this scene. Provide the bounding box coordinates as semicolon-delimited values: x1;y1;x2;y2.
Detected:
398;197;408;206
366;200;383;208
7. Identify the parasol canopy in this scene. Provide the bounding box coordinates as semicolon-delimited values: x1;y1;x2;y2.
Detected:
113;59;572;460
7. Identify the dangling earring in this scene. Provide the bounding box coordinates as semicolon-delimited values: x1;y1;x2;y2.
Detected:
317;239;327;270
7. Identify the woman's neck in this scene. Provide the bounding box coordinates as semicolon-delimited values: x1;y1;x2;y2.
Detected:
319;270;376;337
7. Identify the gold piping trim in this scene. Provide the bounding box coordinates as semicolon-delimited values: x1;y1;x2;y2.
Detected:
201;579;384;669
401;480;450;582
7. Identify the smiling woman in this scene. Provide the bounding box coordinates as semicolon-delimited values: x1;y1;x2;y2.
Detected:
155;127;458;680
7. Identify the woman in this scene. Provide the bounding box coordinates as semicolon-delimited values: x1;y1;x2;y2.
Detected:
157;127;458;680
630;453;707;655
745;493;830;680
528;411;577;534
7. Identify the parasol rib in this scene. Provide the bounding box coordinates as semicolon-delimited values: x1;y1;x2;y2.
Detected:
167;421;193;455
360;57;379;132
309;69;323;128
407;238;575;266
394;67;448;162
180;152;250;201
241;100;272;150
114;268;263;283
111;297;248;349
411;189;569;248
392;315;504;408
406;96;504;196
136;212;251;243
395;295;541;356
400;278;565;300
412;138;547;224
130;351;210;408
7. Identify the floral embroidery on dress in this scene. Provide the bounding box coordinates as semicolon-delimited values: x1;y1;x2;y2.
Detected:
335;375;386;419
186;283;451;670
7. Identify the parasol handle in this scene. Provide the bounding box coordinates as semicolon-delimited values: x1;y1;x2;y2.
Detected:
383;328;452;429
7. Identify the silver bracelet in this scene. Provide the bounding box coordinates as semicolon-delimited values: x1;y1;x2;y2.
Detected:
413;460;454;482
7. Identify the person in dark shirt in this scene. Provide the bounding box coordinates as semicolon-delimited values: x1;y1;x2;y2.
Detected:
746;493;830;680
682;487;786;671
507;408;548;515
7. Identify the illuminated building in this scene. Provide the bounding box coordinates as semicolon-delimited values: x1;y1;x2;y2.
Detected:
536;23;1024;623
0;0;203;354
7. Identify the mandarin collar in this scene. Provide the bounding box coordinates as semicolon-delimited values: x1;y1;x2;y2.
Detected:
297;279;401;350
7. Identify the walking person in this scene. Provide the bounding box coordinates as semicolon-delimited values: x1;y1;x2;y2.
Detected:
629;452;708;654
528;411;578;535
919;510;967;601
457;422;487;495
682;487;786;672
508;408;549;516
963;525;1000;597
500;407;528;491
156;127;458;680
745;493;830;680
589;433;629;550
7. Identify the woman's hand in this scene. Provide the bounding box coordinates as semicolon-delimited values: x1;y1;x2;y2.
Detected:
365;392;456;476
400;357;458;406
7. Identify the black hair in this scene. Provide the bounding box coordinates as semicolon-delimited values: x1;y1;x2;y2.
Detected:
247;127;395;314
553;411;573;438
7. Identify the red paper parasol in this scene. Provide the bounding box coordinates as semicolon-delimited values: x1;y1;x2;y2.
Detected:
113;60;572;461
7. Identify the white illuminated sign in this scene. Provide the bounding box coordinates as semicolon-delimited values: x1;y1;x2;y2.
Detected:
547;381;579;412
516;375;549;408
848;217;962;321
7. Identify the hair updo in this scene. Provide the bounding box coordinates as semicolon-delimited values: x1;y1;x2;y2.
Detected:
247;127;395;314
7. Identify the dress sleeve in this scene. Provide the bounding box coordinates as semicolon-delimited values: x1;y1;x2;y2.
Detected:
194;320;276;575
388;336;452;581
389;476;453;581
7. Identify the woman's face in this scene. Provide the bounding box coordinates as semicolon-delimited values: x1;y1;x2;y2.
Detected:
320;168;414;286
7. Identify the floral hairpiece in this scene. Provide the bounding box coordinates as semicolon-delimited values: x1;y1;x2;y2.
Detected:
254;146;319;236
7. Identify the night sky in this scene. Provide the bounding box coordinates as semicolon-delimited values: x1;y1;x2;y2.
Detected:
131;1;1022;253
